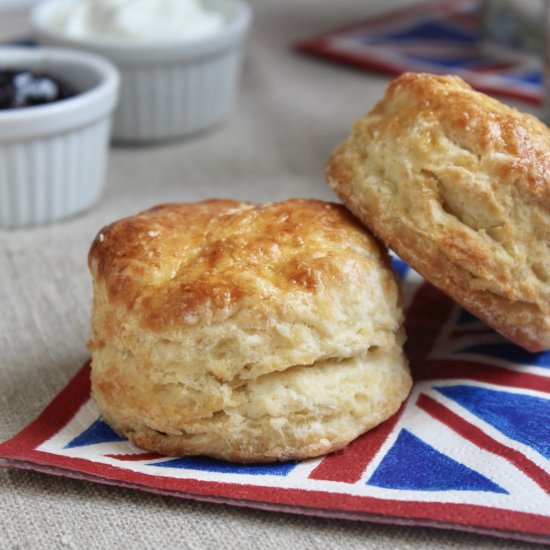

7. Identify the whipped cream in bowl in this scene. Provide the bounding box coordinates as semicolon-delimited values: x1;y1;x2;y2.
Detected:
49;0;226;42
32;0;252;142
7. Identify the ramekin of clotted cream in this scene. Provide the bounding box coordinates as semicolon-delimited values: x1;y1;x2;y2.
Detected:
32;0;252;142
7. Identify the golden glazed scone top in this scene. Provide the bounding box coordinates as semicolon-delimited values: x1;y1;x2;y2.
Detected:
89;198;393;332
326;72;550;351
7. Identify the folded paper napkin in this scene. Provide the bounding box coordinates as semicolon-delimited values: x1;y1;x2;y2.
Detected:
1;258;549;544
296;0;543;105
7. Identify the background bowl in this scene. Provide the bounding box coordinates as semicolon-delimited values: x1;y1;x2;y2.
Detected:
0;46;119;229
32;0;252;143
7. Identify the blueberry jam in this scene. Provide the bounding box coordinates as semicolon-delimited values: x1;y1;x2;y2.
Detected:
0;68;77;109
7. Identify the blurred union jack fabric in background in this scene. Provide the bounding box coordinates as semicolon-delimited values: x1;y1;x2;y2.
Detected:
1;258;549;544
296;0;544;105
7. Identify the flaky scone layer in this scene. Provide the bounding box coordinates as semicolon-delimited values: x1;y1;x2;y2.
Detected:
88;199;411;461
327;73;550;352
92;341;410;462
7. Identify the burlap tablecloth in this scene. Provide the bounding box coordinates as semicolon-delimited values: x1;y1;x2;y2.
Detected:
0;1;536;548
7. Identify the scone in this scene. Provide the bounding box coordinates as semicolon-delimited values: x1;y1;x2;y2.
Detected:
326;72;550;352
88;199;411;462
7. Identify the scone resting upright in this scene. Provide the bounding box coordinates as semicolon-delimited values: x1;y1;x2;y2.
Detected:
88;199;411;462
327;72;550;352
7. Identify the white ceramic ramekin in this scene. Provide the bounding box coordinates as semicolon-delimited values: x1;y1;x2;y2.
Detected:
32;0;252;143
0;47;119;229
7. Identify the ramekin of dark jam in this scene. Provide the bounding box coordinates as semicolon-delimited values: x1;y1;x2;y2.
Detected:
0;46;119;229
0;68;77;109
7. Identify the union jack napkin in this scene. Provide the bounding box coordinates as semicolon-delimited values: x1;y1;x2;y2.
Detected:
1;258;549;544
296;0;543;105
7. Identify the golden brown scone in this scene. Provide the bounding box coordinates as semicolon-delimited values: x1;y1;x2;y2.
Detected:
88;199;411;462
326;72;550;352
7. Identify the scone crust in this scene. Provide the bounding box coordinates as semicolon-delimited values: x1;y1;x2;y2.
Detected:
326;73;550;352
89;199;389;331
88;199;411;461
